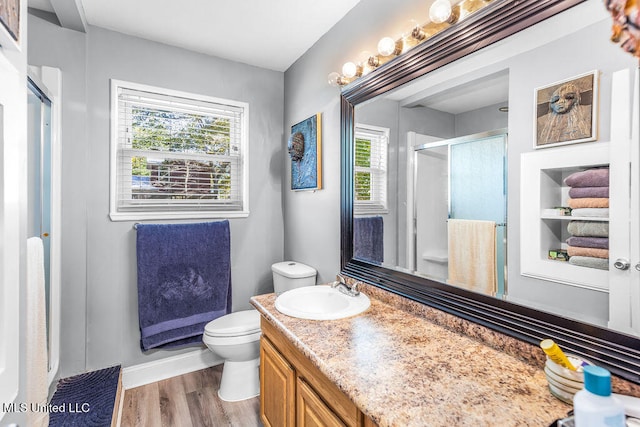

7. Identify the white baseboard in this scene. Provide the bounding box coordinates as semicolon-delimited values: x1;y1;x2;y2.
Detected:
122;348;223;389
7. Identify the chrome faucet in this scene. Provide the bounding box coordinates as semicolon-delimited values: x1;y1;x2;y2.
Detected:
331;274;360;297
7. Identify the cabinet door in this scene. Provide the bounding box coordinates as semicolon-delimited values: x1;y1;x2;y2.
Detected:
297;377;347;427
260;336;295;427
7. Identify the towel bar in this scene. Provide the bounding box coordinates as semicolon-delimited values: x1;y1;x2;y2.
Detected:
445;220;507;227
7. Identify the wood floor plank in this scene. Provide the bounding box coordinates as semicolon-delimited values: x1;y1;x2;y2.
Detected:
186;386;224;426
220;396;262;426
158;376;193;427
181;365;216;394
121;383;162;427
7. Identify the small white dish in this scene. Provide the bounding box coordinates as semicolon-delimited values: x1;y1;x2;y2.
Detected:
544;366;583;390
545;371;582;395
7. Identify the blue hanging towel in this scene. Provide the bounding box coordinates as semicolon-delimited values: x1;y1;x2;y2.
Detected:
353;216;384;264
136;221;232;351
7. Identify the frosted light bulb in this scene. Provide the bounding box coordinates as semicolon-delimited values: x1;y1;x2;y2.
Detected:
327;72;341;87
429;0;452;24
342;62;358;78
378;37;397;56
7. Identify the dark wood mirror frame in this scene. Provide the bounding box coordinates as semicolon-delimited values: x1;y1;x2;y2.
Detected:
340;0;640;384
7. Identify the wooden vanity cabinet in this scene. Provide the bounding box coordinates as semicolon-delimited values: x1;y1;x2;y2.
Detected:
261;335;296;427
259;316;376;427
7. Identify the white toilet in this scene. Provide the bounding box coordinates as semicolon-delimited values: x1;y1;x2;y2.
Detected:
202;261;316;401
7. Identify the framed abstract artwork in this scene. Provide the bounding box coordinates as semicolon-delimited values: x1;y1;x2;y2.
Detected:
289;113;322;191
534;70;598;149
0;0;20;51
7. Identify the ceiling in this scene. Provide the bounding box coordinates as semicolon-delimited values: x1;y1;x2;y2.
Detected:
403;71;510;115
28;0;361;72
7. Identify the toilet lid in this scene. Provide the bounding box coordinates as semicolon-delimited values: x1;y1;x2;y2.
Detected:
204;309;261;337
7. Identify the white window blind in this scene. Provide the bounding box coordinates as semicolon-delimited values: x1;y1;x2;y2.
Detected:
110;80;249;220
354;124;388;214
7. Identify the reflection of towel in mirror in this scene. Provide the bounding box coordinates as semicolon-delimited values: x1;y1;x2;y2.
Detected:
567;198;609;209
567;245;609;259
563;168;609;187
569;256;609;270
567;221;609;237
136;221;232;351
447;219;496;296
566;236;609;249
570;208;609;218
353;216;384;264
568;186;609;198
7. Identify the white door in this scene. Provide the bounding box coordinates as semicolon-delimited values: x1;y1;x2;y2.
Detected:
609;68;640;336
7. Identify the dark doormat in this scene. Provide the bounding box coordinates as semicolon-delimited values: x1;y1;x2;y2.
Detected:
48;365;121;427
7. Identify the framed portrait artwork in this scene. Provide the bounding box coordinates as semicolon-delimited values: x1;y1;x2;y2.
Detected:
0;0;20;51
534;70;598;149
289;113;322;191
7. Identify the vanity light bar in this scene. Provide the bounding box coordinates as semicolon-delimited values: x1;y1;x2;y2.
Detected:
328;0;495;87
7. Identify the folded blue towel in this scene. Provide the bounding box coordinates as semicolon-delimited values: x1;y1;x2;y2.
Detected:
136;221;232;351
353;216;384;264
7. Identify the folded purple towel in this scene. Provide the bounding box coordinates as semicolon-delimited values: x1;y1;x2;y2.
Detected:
566;236;609;249
563;168;609;188
568;186;609;198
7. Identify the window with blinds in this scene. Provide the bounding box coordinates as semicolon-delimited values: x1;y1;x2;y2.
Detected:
354;124;388;214
109;80;249;220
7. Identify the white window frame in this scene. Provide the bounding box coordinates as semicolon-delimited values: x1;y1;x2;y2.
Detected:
354;123;389;215
109;79;249;221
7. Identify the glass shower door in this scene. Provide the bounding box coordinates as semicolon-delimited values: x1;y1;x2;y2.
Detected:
449;132;507;297
27;78;53;365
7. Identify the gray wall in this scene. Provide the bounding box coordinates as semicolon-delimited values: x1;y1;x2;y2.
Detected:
29;15;285;377
455;102;508;137
283;0;429;283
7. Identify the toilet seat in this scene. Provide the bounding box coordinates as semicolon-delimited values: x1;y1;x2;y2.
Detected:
204;309;260;338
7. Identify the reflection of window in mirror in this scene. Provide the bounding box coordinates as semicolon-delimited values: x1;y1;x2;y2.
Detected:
354;124;388;214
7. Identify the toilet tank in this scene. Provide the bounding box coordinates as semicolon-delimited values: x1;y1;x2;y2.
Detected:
271;261;317;294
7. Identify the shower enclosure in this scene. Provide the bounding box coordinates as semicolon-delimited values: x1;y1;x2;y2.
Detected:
410;129;508;298
27;67;61;385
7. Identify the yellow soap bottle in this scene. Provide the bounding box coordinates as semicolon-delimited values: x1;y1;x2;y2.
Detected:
540;339;576;371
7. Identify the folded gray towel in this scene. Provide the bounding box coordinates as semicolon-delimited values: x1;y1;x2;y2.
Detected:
569;256;609;270
567;221;609;237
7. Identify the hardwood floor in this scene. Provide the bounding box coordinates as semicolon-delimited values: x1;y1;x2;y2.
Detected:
120;365;263;427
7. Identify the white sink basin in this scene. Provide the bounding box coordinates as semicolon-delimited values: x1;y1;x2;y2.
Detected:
275;285;370;320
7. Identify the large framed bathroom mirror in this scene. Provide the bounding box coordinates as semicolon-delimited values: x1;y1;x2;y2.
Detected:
340;0;640;384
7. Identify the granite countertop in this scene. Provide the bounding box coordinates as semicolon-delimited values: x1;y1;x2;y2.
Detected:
250;285;573;427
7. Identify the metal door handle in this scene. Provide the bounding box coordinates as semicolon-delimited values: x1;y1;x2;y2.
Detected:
614;259;630;270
